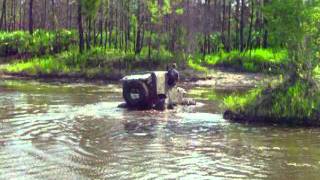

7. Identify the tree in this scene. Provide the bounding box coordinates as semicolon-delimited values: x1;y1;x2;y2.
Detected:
1;0;305;56
28;0;34;34
135;0;144;54
239;0;246;51
265;0;320;81
0;0;7;30
78;0;84;53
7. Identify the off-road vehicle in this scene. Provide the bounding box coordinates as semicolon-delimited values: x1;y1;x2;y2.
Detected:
121;71;193;109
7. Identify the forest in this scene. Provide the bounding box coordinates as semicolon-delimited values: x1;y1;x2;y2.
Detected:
2;1;320;179
0;0;320;124
0;0;289;72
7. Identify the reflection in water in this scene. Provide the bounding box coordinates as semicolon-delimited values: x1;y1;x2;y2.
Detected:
0;80;319;179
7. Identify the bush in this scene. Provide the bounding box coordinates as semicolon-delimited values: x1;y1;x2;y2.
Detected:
2;46;175;77
138;46;174;63
0;29;77;57
187;56;208;72
224;80;320;124
188;49;288;73
224;88;262;112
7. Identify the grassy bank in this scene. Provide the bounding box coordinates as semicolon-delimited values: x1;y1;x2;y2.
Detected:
0;30;76;58
0;30;291;81
188;49;288;73
223;80;320;126
1;47;175;80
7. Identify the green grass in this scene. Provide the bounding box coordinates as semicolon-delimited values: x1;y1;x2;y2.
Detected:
0;29;76;57
313;65;320;78
4;48;125;76
139;46;174;63
5;56;77;75
268;81;317;119
224;80;320;123
224;88;263;112
189;49;288;73
187;56;208;73
2;46;176;78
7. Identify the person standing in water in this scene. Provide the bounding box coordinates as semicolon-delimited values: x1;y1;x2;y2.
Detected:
167;63;180;87
166;63;180;109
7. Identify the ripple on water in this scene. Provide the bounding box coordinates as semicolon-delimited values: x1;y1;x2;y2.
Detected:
1;80;320;179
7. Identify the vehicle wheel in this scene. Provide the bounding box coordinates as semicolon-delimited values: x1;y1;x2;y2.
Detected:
123;81;150;108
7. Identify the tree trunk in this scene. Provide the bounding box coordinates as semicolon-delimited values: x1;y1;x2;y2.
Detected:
93;20;97;46
262;0;269;48
12;0;16;30
115;2;119;49
235;0;240;50
255;0;262;47
29;0;34;34
221;0;226;49
19;0;22;29
125;1;130;51
108;1;113;48
77;0;84;53
23;0;26;30
247;0;254;50
9;0;13;30
99;1;104;46
87;18;92;49
67;0;70;28
104;18;108;48
51;0;56;30
135;0;143;54
42;0;47;29
148;19;152;60
227;0;232;51
0;0;7;30
240;0;245;51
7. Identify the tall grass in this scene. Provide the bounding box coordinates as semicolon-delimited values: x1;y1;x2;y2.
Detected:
0;29;76;57
224;88;262;112
189;49;288;73
224;80;320;122
2;46;176;78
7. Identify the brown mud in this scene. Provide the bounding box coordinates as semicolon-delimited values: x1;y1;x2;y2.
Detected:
0;67;274;90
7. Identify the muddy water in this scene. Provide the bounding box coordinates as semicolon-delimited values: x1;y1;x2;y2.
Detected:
0;80;320;179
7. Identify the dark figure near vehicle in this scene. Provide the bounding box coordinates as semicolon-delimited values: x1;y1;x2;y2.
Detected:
120;63;190;110
167;63;179;87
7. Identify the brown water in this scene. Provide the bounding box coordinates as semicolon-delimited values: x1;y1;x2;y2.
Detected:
0;80;320;179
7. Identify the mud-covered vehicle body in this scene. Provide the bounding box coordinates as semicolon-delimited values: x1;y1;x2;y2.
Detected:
121;71;192;109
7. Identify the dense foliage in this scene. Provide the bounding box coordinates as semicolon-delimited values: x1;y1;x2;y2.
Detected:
189;49;288;73
3;46;174;78
0;29;76;57
222;0;320;124
224;80;320;125
0;0;276;57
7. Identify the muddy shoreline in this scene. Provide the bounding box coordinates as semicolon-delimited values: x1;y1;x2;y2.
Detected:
0;69;274;90
223;110;320;127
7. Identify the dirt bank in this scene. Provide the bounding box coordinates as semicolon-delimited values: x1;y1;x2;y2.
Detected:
0;67;275;89
223;110;320;127
182;69;275;90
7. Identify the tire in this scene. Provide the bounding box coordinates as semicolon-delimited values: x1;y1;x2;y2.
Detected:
123;81;150;108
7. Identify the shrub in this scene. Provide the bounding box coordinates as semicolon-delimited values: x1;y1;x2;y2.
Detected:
187;56;208;73
138;46;174;63
2;46;175;77
224;88;262;112
0;29;77;57
224;80;320;123
188;49;288;73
